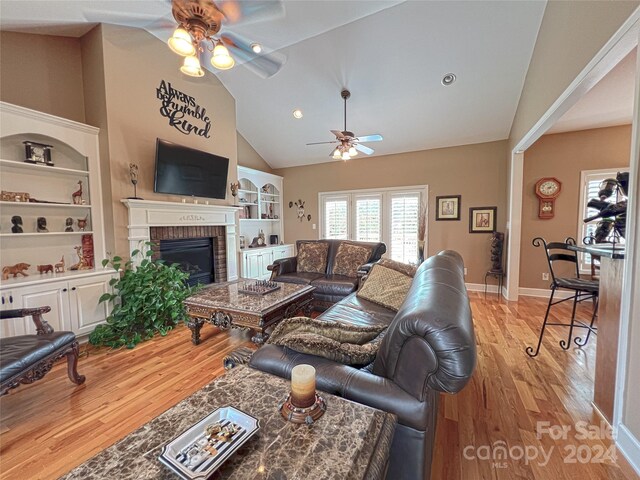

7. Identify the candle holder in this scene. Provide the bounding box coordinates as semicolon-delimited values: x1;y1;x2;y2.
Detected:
279;393;326;425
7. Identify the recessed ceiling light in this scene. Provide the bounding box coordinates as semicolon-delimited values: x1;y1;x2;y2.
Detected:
441;73;457;86
251;43;262;54
292;109;303;119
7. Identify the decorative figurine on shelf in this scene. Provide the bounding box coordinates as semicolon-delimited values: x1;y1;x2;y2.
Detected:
77;215;88;232
490;232;505;272
72;180;83;205
23;141;54;166
55;256;65;273
230;181;240;205
11;216;23;233
128;163;143;200
2;263;30;280
37;217;49;233
65;217;74;232
69;246;91;271
37;264;54;274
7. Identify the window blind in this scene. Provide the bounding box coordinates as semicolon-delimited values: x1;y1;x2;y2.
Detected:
324;199;348;239
390;194;419;264
356;196;381;242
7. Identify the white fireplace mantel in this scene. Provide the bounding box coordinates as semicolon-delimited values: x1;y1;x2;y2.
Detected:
122;199;239;281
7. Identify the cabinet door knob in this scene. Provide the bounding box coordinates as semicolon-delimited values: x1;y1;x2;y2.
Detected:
1;297;4;305
9;295;13;303
63;288;68;292
71;287;77;291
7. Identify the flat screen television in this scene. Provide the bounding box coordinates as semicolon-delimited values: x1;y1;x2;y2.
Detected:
154;138;229;199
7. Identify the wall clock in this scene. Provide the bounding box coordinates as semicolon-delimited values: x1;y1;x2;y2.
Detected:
534;177;562;219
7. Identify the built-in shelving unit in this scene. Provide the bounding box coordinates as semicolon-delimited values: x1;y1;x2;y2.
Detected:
0;102;115;339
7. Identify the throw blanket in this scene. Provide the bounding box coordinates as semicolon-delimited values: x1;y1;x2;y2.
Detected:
267;317;387;366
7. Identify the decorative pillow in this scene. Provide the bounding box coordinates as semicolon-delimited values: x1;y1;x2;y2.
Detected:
357;264;413;311
378;257;418;278
297;242;329;274
267;317;387;366
332;242;373;277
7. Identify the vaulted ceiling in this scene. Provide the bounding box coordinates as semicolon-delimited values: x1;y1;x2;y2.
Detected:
0;0;548;168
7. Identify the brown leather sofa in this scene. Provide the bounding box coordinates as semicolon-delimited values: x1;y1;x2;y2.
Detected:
251;250;476;480
267;239;386;308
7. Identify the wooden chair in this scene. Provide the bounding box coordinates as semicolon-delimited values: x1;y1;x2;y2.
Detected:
525;237;599;358
0;306;85;395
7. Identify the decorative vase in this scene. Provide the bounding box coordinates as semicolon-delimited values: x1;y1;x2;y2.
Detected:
417;240;425;264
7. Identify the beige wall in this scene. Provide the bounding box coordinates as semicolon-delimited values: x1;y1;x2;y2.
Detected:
509;1;639;150
275;140;508;284
520;125;632;289
0;31;86;123
237;132;273;173
91;25;238;256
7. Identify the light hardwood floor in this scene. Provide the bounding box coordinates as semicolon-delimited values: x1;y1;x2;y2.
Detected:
0;293;637;479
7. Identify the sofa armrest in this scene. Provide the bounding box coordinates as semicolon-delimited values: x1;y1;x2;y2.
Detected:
357;261;378;276
267;256;297;280
0;306;53;335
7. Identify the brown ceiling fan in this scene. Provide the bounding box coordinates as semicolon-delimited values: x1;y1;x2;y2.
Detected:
306;89;383;160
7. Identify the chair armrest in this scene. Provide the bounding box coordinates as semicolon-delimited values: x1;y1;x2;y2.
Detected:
0;306;53;335
268;256;297;280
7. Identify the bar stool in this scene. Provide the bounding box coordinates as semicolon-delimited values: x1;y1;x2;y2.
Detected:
525;237;599;357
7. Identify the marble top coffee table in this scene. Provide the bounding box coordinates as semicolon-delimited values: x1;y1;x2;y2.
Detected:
184;280;314;345
61;366;396;480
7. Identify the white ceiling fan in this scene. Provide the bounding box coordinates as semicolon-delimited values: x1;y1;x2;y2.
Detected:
306;89;383;161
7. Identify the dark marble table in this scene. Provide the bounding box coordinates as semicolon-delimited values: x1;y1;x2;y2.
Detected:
61;367;396;480
184;280;314;345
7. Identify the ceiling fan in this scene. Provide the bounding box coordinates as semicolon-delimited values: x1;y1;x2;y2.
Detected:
83;0;286;78
306;89;383;161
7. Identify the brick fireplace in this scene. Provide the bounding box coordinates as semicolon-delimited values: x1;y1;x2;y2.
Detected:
122;199;239;282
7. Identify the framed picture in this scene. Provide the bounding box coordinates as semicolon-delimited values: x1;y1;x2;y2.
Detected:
469;206;497;233
435;195;461;221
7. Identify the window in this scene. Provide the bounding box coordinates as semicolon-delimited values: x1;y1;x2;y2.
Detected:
320;186;426;264
577;168;627;271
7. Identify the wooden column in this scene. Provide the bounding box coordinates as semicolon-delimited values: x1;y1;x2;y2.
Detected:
593;256;624;422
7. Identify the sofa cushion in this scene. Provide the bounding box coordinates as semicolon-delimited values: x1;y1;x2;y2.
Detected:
318;293;396;328
297;241;330;274
378;258;418;277
310;275;358;296
357;264;412;312
0;332;76;383
332;242;373;277
274;272;324;285
267;317;387;366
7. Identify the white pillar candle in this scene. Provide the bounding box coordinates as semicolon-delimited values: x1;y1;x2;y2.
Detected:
291;364;316;408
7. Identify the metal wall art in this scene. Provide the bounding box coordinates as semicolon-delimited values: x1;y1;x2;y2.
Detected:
156;80;212;138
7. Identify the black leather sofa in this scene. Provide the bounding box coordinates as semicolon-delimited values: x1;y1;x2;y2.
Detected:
251;250;476;480
267;239;386;309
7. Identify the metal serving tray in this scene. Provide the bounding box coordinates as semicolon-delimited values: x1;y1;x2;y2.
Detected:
159;406;260;479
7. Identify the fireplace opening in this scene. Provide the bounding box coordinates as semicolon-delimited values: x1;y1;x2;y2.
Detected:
159;237;215;287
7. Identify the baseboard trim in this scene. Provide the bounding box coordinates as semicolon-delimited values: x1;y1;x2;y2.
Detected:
518;287;573;299
465;283;499;294
617;424;640;476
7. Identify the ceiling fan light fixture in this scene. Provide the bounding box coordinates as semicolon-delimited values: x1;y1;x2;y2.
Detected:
168;28;196;56
180;55;204;77
211;40;235;70
251;43;262;54
332;148;341;159
348;146;357;156
341;151;351;161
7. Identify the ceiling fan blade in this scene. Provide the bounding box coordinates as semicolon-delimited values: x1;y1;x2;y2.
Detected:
220;32;286;78
355;134;383;143
306;141;339;146
355;143;374;155
215;0;285;25
331;130;346;139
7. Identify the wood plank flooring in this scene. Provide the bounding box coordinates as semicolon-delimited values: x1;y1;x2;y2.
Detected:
0;294;637;479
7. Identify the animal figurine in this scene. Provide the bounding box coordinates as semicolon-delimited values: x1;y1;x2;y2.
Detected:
69;246;91;271
55;256;65;273
77;215;88;231
37;264;54;274
11;215;23;233
37;217;49;233
2;263;30;280
65;217;74;232
72;180;83;205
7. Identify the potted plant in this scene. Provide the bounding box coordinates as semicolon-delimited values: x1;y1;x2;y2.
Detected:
89;243;196;349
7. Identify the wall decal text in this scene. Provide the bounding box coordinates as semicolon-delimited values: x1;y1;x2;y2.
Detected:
156;80;211;138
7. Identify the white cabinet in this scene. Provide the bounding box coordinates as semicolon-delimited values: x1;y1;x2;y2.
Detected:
19;281;70;333
240;245;294;280
68;275;113;336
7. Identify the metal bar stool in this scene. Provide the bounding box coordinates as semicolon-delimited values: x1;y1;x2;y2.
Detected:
525;237;599;357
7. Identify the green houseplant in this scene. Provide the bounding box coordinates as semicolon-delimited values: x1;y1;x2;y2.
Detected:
89;243;196;349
